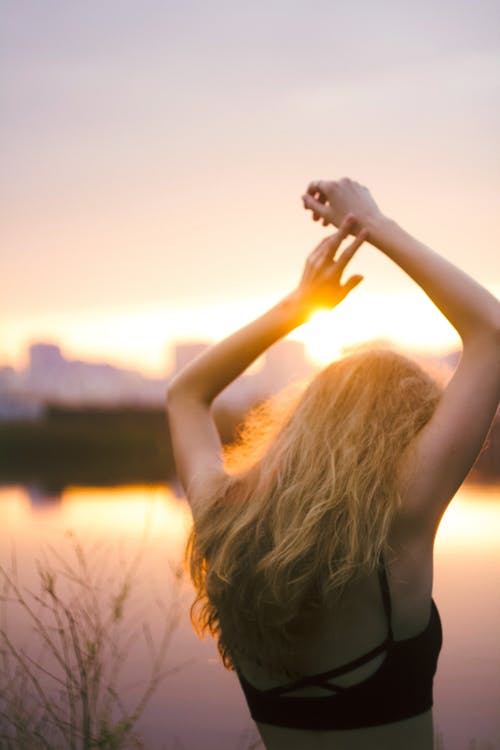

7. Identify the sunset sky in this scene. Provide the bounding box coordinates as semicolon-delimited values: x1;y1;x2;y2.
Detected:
1;1;499;375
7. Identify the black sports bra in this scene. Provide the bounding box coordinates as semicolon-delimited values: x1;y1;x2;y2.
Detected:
236;555;442;730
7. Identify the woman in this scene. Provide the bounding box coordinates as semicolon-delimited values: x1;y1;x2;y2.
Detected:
166;178;500;750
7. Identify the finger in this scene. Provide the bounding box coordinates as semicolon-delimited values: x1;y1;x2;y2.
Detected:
310;227;350;264
306;181;327;200
321;214;356;258
341;274;364;296
306;185;329;217
335;228;368;272
337;212;357;236
308;235;347;275
309;235;334;263
302;194;329;220
315;180;330;198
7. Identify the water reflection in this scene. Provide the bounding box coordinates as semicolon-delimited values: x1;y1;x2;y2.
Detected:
25;482;62;506
1;482;499;750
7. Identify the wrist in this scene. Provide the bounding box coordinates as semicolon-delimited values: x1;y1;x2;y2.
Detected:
365;214;398;248
281;290;311;328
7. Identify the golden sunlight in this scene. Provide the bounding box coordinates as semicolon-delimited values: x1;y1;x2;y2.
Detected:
294;291;461;366
0;485;193;555
436;488;500;550
60;485;192;546
295;311;344;365
4;286;486;378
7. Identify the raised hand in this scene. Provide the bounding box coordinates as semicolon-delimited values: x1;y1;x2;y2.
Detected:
292;215;367;315
302;178;383;234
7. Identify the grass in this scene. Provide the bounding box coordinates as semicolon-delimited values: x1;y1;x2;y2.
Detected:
0;532;185;749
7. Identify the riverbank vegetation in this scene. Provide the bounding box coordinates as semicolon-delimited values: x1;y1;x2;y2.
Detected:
0;402;498;493
0;534;184;749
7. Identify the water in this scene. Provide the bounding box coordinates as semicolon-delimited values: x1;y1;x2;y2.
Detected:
1;483;499;750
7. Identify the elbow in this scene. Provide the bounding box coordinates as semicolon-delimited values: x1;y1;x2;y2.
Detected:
165;376;184;410
487;295;500;336
462;327;500;356
488;298;500;342
484;310;500;348
165;377;212;411
463;302;500;350
495;308;500;341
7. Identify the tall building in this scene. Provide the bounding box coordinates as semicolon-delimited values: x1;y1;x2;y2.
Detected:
23;342;166;407
29;343;64;375
172;342;209;375
259;339;315;394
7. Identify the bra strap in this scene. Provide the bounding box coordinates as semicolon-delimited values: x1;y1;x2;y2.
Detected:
260;638;391;696
378;551;394;641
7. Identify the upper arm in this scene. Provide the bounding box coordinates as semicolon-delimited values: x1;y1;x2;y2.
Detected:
399;333;500;533
166;388;227;517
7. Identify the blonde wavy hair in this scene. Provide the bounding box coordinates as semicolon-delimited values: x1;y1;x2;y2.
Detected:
187;348;442;675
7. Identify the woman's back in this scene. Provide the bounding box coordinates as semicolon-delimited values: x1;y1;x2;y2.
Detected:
234;517;439;749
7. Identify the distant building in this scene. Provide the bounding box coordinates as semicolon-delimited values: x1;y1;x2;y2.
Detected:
0;391;45;421
172;342;209;374
29;343;65;374
2;342;167;411
257;340;316;395
0;366;17;389
0;364;45;421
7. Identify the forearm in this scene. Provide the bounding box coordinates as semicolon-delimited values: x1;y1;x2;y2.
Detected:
167;293;307;405
367;216;500;345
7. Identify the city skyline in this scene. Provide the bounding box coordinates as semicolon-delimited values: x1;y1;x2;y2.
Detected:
0;335;462;420
0;337;317;417
1;282;481;378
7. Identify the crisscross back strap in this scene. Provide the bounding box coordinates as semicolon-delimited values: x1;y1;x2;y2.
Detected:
263;638;390;696
260;554;394;697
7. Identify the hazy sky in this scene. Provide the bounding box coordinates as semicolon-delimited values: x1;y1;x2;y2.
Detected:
1;1;499;373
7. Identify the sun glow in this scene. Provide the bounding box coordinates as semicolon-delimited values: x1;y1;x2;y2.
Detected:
60;485;192;546
436;487;500;550
4;285;488;378
1;485;193;557
294;311;344;365
293;290;462;366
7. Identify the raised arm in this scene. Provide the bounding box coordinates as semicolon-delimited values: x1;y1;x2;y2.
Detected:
304;179;500;532
167;217;366;513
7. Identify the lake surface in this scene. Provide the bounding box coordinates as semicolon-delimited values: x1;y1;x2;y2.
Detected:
1;483;500;750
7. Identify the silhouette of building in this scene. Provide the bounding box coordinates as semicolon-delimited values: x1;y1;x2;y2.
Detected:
1;342;166;411
172;342;209;374
29;342;65;375
257;340;315;394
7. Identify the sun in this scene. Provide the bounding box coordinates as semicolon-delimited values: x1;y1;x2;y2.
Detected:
293;310;344;366
292;293;375;366
291;290;463;366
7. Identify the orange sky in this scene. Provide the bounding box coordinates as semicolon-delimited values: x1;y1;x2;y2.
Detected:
1;2;499;376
